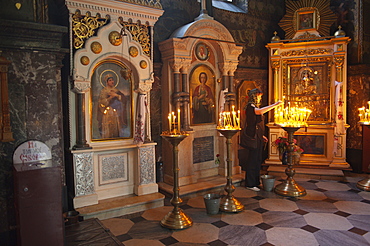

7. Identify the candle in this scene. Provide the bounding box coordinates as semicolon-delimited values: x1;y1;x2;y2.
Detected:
177;109;181;133
168;114;171;132
232;111;236;127
237;110;240;128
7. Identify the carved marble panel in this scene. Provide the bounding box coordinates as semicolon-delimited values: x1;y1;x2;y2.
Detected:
74;152;95;196
139;146;155;184
98;153;128;185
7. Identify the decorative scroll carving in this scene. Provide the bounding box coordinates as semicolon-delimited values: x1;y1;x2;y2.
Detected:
119;19;151;57
136;72;154;94
334;55;345;67
116;0;162;9
281;48;332;57
139;146;155;184
295;31;320;40
271;60;280;70
72;10;109;49
218;61;238;76
170;60;182;73
73;81;91;93
74;152;94;196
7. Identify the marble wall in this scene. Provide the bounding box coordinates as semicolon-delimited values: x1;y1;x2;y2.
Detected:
0;19;67;243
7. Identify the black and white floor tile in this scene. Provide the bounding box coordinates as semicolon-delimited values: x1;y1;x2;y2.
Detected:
100;176;370;246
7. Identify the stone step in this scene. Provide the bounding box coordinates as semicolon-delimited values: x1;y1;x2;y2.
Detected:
77;192;165;221
267;165;345;181
158;173;244;199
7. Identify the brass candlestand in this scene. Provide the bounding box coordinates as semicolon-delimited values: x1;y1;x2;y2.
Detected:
217;129;244;212
356;123;370;191
275;126;307;197
160;133;193;229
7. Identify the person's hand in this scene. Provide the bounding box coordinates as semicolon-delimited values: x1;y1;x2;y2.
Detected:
275;101;283;107
109;91;119;98
263;136;268;142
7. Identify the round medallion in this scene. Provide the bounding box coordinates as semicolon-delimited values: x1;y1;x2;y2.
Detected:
140;60;147;69
195;43;209;61
80;56;90;66
91;41;102;54
129;46;138;57
109;31;122;46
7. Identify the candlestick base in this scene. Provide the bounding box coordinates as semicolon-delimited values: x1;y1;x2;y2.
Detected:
274;126;306;197
219;196;244;213
356;178;370;191
160;208;193;230
274;179;307;197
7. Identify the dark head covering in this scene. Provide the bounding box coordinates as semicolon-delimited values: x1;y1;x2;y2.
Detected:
247;88;263;106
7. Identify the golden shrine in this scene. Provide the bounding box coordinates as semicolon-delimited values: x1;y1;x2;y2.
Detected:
265;0;351;169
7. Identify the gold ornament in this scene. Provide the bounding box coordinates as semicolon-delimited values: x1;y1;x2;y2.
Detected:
91;41;102;54
129;46;138;57
109;31;122;46
80;56;90;65
140;60;147;69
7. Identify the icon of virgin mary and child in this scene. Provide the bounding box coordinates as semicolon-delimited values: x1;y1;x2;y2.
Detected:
97;73;128;138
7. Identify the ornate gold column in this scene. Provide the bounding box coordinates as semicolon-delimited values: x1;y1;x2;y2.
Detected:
334;55;344;82
271;60;281;102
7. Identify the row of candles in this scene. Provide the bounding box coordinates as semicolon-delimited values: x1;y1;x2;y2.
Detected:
217;106;241;130
167;109;181;135
274;100;312;127
358;101;370;124
165;106;242;135
165;103;313;135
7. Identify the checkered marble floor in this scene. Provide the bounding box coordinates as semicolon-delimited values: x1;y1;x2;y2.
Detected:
101;175;370;246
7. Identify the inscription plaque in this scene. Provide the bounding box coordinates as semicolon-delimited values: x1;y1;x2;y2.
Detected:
193;136;214;163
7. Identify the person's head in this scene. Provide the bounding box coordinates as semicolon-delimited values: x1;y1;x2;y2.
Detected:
104;74;114;87
199;72;207;84
247;88;263;106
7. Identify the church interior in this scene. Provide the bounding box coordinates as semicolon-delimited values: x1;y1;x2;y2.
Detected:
1;0;370;245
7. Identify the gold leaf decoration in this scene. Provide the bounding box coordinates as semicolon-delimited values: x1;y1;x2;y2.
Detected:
279;0;336;39
119;20;151;58
72;10;109;49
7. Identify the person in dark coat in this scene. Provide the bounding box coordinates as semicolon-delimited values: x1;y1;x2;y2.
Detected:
239;88;282;191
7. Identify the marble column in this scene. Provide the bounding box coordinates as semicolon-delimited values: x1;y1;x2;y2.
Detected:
72;82;91;150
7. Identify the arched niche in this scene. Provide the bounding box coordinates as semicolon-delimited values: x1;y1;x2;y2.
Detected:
66;0;163;210
158;16;242;187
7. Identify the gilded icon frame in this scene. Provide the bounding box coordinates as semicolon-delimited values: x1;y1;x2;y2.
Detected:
297;10;316;30
90;59;133;141
190;65;216;125
282;57;332;123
